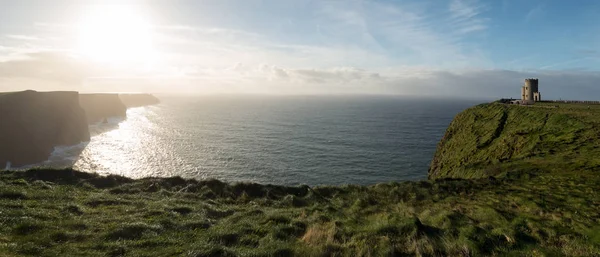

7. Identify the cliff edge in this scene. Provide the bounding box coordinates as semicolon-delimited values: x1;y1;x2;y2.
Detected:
428;102;600;180
0;91;90;167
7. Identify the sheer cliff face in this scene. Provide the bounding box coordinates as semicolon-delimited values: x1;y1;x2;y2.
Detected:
0;91;90;167
428;103;598;180
79;94;127;123
0;92;159;167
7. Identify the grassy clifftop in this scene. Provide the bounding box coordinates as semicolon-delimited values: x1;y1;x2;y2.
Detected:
429;102;600;180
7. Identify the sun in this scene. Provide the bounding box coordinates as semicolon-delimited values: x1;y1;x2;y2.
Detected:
76;5;156;64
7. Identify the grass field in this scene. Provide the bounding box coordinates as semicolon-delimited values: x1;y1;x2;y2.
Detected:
1;102;600;256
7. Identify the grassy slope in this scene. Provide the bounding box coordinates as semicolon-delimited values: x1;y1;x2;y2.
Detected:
0;102;599;256
429;102;600;180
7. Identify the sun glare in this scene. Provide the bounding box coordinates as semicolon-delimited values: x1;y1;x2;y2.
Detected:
77;5;156;64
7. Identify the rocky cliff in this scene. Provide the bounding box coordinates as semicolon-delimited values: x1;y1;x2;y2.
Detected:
428;102;600;180
119;93;160;108
0;90;90;167
79;94;128;123
0;91;160;167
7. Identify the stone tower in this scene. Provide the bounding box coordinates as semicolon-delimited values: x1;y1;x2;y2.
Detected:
521;78;541;103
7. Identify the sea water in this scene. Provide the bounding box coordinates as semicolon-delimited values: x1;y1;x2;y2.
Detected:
41;95;482;186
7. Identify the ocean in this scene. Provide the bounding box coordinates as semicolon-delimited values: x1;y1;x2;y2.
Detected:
41;95;482;186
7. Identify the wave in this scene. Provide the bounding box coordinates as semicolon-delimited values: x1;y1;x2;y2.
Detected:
88;116;126;136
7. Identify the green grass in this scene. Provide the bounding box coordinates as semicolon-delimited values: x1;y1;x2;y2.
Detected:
0;167;598;256
1;101;600;256
429;102;600;180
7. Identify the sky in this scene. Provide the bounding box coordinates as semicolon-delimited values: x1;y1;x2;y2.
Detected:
0;0;599;99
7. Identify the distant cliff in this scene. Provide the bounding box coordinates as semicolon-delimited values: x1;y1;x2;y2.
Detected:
119;94;160;108
79;93;159;122
79;94;128;123
428;102;600;180
0;91;160;167
0;91;90;167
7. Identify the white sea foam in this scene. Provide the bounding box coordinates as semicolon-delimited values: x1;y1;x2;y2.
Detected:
9;112;139;171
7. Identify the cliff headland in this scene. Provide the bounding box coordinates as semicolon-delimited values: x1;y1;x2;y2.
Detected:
0;101;599;256
0;91;90;167
430;102;600;180
0;91;160;168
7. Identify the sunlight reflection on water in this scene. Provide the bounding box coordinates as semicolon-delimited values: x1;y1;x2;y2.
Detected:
37;96;480;186
73;107;176;178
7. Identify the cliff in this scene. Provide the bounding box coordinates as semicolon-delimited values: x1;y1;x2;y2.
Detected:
428;102;600;180
0;90;90;167
0;92;159;166
79;94;127;123
119;93;160;108
79;93;160;122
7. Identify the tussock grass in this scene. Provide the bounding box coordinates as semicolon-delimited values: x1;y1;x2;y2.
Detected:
0;166;598;256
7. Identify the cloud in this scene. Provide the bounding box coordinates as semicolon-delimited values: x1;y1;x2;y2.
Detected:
34;22;72;29
0;51;174;91
0;45;18;53
0;51;90;91
312;0;491;69
448;0;489;34
0;52;88;83
156;63;600;99
525;5;544;22
539;57;595;70
156;25;261;38
5;35;40;41
154;26;397;70
449;0;481;19
575;49;600;59
1;50;599;100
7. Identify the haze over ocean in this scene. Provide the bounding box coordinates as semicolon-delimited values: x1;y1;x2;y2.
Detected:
39;96;482;185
